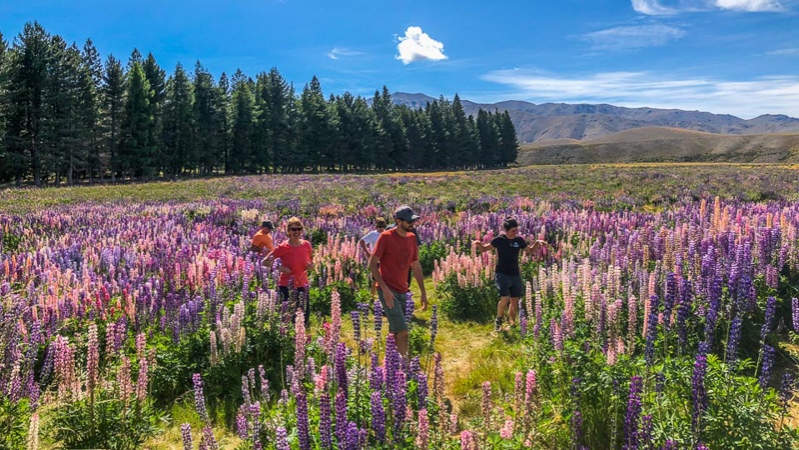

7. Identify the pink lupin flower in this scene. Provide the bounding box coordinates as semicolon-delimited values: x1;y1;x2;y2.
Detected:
118;356;133;403
86;323;99;396
295;309;307;381
460;430;476;450
500;417;514;439
416;408;429;449
482;381;492;428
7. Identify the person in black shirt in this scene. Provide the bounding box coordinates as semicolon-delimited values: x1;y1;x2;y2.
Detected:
474;217;546;332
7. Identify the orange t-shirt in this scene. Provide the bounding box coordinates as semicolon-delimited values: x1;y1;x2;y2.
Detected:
252;230;274;253
271;240;313;287
373;229;418;294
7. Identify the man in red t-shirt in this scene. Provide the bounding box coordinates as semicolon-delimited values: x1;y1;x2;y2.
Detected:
369;205;428;358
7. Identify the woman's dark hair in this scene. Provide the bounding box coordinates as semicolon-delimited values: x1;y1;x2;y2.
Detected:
502;217;519;231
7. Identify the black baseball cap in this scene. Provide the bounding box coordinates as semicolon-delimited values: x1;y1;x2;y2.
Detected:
261;220;274;229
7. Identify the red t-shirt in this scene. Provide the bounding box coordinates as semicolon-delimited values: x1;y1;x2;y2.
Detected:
373;229;418;293
271;240;313;287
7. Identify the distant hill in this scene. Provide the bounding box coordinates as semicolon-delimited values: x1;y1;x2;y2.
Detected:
517;127;799;164
388;92;799;164
389;92;799;144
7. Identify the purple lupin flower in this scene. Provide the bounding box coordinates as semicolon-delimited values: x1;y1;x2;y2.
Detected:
181;423;193;450
241;375;252;406
417;408;430;450
692;354;708;435
371;391;386;443
236;412;248;440
193;373;209;423
571;377;584;446
639;414;653;449
258;365;269;401
761;296;777;342
660;439;677;450
335;389;348;445
296;391;310;450
370;352;384;391
319;393;332;449
645;295;660;366
703;272;722;349
519;304;528;338
726;315;743;368
276;426;290;450
417;372;429;409
345;421;359;450
792;298;799;332
759;344;776;389
676;279;692;352
335;342;349;395
351;310;361;343
623;375;643;450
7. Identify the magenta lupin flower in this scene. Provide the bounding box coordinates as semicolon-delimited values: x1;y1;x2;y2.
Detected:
460;430;476;450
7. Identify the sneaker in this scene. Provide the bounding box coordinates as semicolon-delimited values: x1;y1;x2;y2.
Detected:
494;317;503;332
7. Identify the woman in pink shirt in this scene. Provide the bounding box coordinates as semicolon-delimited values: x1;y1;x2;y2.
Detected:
264;217;314;325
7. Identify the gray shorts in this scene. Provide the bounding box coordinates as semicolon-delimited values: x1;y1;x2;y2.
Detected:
377;288;408;334
495;272;524;298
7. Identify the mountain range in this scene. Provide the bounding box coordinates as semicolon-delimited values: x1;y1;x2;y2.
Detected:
390;92;799;143
390;92;799;164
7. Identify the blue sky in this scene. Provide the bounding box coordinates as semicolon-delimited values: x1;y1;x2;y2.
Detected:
1;0;798;118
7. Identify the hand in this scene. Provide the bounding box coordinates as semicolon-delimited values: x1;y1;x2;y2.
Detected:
306;261;315;270
473;240;482;252
382;286;394;309
420;291;428;311
278;266;292;275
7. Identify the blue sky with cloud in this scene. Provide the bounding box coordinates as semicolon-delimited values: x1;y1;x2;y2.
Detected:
1;0;797;118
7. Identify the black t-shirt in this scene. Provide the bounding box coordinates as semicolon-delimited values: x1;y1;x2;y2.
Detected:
491;235;528;275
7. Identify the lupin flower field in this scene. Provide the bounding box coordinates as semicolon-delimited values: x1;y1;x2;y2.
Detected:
1;164;799;449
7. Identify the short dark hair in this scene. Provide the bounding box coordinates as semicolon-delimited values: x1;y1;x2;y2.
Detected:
375;217;387;228
503;217;519;231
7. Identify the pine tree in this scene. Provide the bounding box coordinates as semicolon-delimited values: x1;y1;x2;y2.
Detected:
0;31;9;182
193;61;222;174
476;110;499;167
298;76;335;172
497;110;518;165
162;62;194;176
101;55;125;181
214;72;231;174
121;61;154;178
143;53;166;176
81;39;103;182
229;69;254;174
5;22;51;186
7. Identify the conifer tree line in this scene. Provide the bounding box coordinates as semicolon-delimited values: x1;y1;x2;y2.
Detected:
0;22;519;186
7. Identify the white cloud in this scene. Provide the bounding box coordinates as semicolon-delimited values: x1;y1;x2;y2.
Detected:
481;69;799;118
632;0;784;14
326;47;364;60
714;0;783;11
395;26;448;65
766;47;799;55
632;0;679;15
584;24;686;49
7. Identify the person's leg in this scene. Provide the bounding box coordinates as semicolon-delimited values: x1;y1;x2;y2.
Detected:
378;288;409;355
395;330;409;358
508;297;520;326
495;273;511;331
507;275;523;326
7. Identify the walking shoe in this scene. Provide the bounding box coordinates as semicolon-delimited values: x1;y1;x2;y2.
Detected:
494;317;503;332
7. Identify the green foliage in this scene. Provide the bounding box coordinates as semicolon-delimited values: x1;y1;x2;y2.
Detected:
309;281;359;316
437;272;496;323
47;392;166;450
0;397;29;450
418;240;449;276
1;230;22;252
